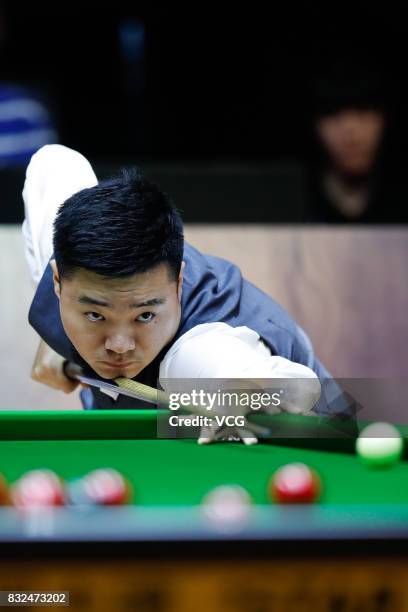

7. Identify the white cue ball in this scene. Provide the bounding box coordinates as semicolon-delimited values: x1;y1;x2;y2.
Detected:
356;422;404;467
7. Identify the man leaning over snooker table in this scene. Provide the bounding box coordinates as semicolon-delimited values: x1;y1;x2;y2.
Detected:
22;145;332;444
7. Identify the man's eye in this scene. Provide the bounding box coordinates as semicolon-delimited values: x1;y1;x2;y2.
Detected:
85;312;105;322
136;312;156;323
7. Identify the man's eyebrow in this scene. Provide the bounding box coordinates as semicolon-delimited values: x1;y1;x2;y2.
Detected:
77;295;167;308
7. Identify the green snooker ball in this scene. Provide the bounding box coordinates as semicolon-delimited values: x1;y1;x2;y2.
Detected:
356;422;404;467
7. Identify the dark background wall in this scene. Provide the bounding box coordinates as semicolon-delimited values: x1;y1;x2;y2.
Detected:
1;3;407;221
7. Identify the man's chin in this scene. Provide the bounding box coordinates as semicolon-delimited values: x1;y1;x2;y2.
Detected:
92;363;144;380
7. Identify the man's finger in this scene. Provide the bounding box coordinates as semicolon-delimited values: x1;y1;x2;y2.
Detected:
235;427;258;445
197;437;212;445
197;422;220;445
60;379;80;394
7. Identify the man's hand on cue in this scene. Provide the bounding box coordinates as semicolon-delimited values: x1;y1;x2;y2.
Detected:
197;420;259;446
31;339;84;394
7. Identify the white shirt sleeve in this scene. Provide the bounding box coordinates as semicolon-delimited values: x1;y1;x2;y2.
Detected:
159;323;321;415
159;322;317;380
21;144;98;286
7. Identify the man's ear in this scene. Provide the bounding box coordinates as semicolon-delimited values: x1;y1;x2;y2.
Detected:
50;259;61;299
177;261;185;301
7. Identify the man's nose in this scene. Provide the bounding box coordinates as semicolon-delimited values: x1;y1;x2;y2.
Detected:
105;334;136;353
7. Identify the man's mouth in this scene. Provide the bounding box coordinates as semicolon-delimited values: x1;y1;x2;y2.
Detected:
100;361;136;369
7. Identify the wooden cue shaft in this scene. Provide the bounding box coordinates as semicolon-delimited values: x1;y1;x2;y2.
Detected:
64;362;269;436
114;377;269;436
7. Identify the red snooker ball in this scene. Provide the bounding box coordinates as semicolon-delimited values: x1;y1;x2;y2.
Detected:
269;463;322;504
0;473;10;505
11;469;65;508
82;468;131;505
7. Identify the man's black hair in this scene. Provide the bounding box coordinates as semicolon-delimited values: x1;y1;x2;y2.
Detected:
53;168;184;281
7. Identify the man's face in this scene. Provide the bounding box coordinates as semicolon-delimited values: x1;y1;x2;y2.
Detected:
51;261;183;379
316;109;385;176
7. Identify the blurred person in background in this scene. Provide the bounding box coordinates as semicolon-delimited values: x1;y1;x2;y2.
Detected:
0;8;57;168
0;6;58;223
305;56;408;223
0;82;57;167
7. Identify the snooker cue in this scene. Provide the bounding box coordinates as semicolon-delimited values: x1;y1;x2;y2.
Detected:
64;362;270;437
